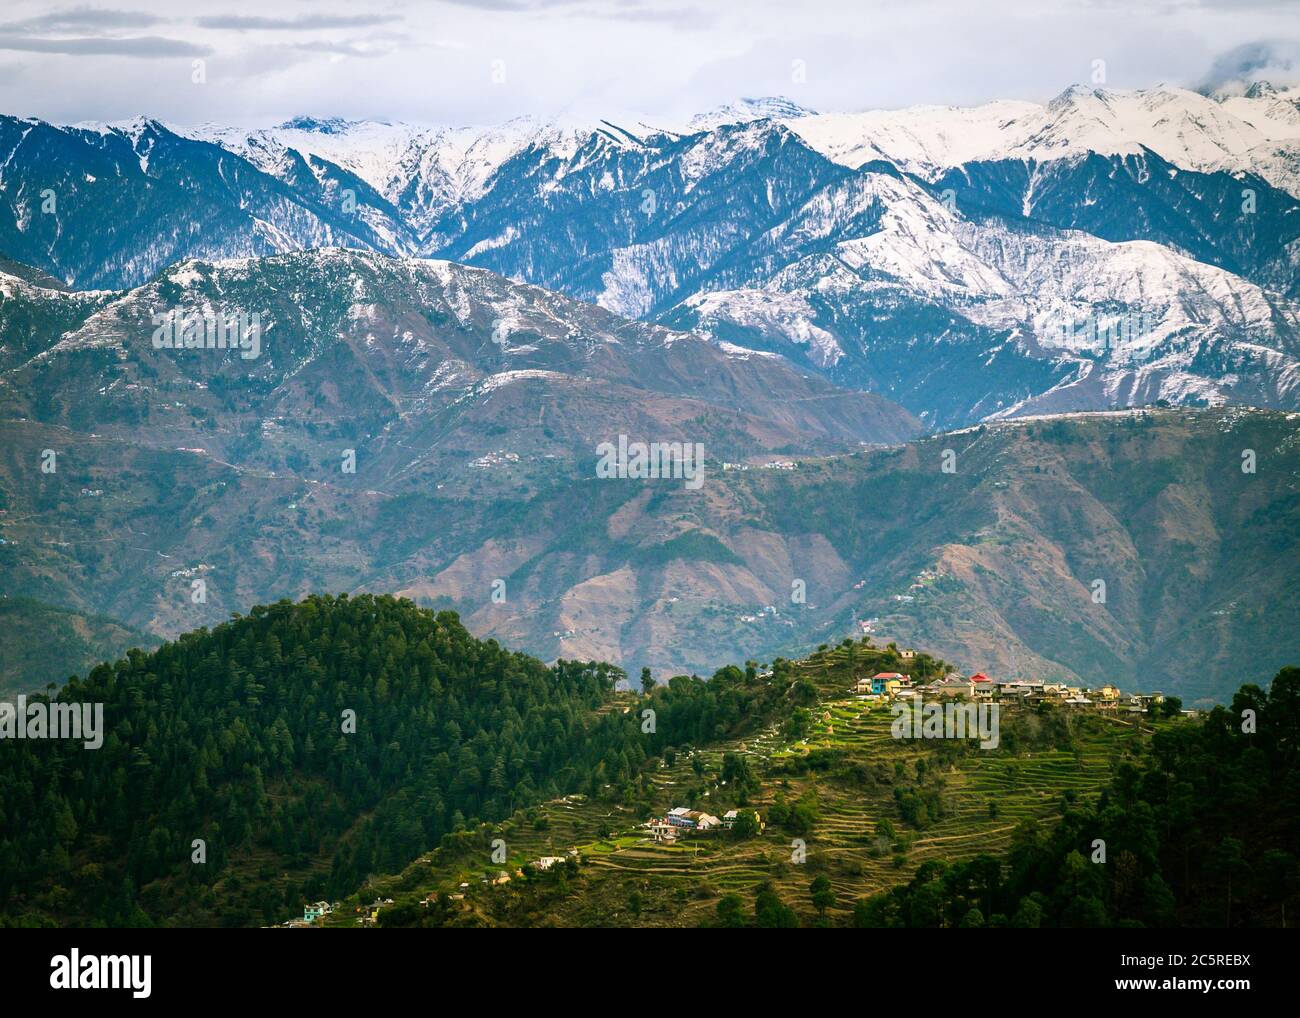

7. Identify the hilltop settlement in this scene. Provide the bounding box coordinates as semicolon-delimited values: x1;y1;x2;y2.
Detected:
851;661;1181;715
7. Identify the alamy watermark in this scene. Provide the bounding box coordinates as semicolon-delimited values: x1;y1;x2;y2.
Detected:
596;435;705;490
151;308;262;360
891;699;1000;749
0;696;103;749
50;950;150;998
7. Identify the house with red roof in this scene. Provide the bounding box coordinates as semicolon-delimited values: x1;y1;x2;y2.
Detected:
872;672;906;695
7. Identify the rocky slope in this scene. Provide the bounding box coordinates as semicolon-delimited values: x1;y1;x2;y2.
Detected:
2;323;1294;704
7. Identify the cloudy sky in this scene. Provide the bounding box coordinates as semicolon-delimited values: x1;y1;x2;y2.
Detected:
0;0;1297;127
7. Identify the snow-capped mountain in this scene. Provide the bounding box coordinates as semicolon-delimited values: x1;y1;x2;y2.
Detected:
663;164;1300;426
5;90;1300;698
182;115;571;237
788;83;1300;195
427;118;848;318
0;114;412;288
0;247;920;465
685;96;818;132
3;84;1300;426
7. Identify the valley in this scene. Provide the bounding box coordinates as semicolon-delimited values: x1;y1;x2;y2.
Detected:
3;318;1296;703
2;30;1300;941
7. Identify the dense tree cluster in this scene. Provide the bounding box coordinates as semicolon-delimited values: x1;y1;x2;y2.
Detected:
0;595;636;925
0;594;798;927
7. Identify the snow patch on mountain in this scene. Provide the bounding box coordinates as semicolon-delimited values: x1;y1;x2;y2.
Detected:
686;96;818;132
681;288;843;367
477;369;571;393
668;159;1300;420
788;84;1300;197
790;100;1040;178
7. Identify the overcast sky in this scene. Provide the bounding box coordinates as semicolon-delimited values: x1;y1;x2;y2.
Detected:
1;0;1298;127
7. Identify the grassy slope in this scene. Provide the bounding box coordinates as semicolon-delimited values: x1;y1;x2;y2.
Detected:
325;640;1160;928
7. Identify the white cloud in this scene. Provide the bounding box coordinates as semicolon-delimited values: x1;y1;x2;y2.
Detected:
0;0;1292;126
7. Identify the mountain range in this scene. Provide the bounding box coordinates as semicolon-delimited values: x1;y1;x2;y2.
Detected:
2;83;1299;427
1;244;1296;701
3;84;1300;702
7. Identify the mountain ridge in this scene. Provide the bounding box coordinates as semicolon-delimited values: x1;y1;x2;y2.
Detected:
5;84;1300;427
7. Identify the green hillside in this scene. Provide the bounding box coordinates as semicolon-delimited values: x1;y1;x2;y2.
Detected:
0;595;627;926
0;596;160;699
863;670;1300;928
2;595;1294;929
0;593;805;927
324;641;1299;929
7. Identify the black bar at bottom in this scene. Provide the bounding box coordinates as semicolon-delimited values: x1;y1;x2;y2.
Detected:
1;928;1287;1005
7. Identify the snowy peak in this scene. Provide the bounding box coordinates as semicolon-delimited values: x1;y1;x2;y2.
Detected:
5;83;1300;429
274;115;372;135
1218;85;1300;140
1016;84;1270;166
785;82;1300;196
788;100;1042;179
687;96;818;131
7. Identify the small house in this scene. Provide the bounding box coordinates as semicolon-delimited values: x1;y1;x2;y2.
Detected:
302;901;331;922
666;806;721;831
722;809;764;832
870;672;907;695
930;676;974;698
997;679;1044;700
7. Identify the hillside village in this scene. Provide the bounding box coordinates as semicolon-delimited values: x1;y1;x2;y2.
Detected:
645;806;765;843
273;634;1200;929
851;657;1180;715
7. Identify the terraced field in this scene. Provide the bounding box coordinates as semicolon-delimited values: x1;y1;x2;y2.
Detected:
326;642;1157;927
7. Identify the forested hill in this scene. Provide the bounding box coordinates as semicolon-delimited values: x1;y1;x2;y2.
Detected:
0;593;803;927
0;594;629;926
